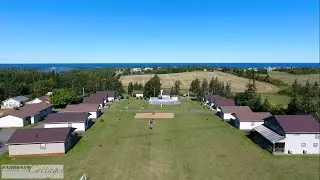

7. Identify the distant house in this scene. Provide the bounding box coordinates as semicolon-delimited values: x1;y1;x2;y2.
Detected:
144;67;153;71
105;91;120;102
82;95;105;108
43;112;91;132
231;112;272;130
26;96;50;104
212;98;235;110
132;90;144;98
6;128;75;157
63;104;101;119
205;95;226;109
1;96;29;109
130;68;142;73
0;102;52;128
217;106;252;120
251;115;320;155
46;92;53;96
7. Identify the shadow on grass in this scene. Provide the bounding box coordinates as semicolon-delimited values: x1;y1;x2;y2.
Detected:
69;134;82;151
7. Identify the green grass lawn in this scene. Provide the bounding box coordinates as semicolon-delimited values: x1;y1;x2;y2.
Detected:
268;71;320;85
108;98;206;111
259;93;291;107
0;101;319;180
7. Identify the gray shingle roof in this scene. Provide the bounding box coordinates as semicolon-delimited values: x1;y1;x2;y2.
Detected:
10;96;29;102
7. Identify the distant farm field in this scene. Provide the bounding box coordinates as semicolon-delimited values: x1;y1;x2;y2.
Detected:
120;71;279;93
268;71;320;85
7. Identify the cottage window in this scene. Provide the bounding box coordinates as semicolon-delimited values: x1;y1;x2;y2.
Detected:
68;123;72;127
251;122;255;126
40;144;46;149
313;143;318;147
315;134;320;139
301;143;306;147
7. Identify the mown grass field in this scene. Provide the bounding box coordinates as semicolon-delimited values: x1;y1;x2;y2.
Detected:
259;94;291;107
0;100;319;180
268;71;320;85
120;71;279;93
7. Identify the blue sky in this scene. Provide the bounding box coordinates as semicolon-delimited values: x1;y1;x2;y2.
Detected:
0;0;319;63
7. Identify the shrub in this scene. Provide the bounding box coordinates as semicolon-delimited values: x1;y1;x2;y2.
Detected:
100;119;104;122
126;96;129;99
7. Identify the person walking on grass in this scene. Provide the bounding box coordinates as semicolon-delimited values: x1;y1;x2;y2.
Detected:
149;119;155;129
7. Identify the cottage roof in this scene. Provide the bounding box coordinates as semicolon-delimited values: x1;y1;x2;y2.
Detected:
43;112;90;123
8;96;29;102
208;95;225;103
233;112;272;122
214;98;235;107
105;91;117;97
219;106;252;114
6;128;74;145
5;102;52;118
83;95;104;104
267;115;320;133
64;104;99;112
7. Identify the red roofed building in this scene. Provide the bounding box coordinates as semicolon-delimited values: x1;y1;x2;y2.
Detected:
251;115;320;155
6;128;75;157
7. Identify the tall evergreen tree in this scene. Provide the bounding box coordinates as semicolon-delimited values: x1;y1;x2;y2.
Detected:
286;95;302;115
200;79;209;96
263;97;272;111
127;82;134;95
224;82;232;98
143;74;162;98
173;80;181;95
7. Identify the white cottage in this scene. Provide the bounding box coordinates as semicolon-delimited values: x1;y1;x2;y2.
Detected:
1;96;29;109
217;106;252;120
232;112;272;130
63;104;101;119
43;112;90;132
6;128;75;157
0;102;52;128
251;115;320;155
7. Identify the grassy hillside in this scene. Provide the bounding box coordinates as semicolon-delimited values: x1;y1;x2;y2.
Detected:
268;71;319;85
120;71;279;93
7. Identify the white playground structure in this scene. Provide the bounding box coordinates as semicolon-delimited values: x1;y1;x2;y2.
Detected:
149;89;180;105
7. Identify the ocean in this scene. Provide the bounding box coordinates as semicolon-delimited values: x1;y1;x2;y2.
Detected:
0;63;318;69
0;63;318;73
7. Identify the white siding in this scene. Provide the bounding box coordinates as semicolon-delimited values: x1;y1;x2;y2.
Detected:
238;121;264;130
284;134;320;154
0;115;25;127
108;97;114;102
136;94;143;97
220;112;235;120
89;111;98;119
44;122;86;132
8;143;66;156
2;99;20;108
31;114;41;124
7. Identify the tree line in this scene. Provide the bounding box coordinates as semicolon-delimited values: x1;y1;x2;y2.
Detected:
279;79;319;98
0;68;124;107
189;77;232;100
127;82;144;95
278;68;320;75
221;68;287;86
188;77;319;120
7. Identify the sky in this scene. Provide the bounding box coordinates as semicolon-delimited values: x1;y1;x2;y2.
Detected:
0;0;319;63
